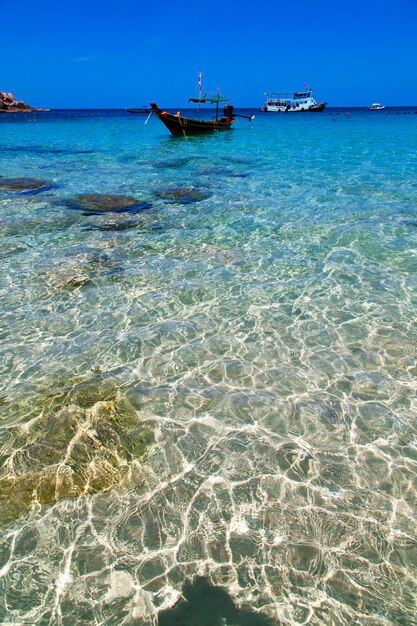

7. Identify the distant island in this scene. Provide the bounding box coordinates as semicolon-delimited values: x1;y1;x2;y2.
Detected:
0;91;48;113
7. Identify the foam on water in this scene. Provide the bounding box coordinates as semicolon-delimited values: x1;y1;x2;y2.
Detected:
0;109;417;624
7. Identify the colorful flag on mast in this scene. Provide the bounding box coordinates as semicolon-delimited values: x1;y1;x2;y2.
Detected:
198;72;202;88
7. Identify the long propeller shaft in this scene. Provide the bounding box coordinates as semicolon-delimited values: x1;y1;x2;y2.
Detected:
233;113;255;121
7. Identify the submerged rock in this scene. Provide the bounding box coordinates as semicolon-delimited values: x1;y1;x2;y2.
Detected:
196;165;230;176
66;194;152;214
197;165;249;178
154;187;212;204
44;265;96;292
158;577;275;626
152;157;192;169
0;177;54;194
220;156;252;165
0;376;153;523
86;219;140;232
228;171;249;178
62;274;93;289
0;145;94;155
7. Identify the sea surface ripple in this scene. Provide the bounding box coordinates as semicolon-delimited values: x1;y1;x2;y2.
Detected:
0;108;417;625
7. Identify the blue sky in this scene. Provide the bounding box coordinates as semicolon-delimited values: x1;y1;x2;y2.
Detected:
2;0;417;107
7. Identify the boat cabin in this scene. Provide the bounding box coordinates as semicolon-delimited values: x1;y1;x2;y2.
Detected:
263;89;317;112
262;86;327;112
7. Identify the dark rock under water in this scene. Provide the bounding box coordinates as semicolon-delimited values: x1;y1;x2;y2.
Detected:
196;165;231;176
0;376;153;524
154;187;212;204
197;166;250;178
220;156;253;165
85;219;141;232
0;176;54;194
158;577;276;626
0;145;94;155
152;157;192;169
65;194;152;214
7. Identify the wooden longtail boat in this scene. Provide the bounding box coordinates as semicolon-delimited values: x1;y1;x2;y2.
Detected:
150;96;236;136
150;75;254;136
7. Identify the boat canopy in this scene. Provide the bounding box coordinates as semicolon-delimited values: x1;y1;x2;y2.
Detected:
293;90;312;98
269;90;312;100
189;95;228;103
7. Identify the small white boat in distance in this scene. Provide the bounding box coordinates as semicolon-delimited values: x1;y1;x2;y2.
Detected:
368;103;385;110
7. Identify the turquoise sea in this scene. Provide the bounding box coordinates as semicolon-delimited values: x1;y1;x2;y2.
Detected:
1;107;417;625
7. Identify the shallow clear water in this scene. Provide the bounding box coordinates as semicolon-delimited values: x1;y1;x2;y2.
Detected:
1;108;417;625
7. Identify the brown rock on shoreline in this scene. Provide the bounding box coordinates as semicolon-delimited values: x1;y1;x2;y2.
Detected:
0;91;48;113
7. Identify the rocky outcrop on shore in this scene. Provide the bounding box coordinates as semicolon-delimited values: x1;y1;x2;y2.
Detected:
0;91;46;113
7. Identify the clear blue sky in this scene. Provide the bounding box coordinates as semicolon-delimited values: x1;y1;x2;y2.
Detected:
2;0;417;107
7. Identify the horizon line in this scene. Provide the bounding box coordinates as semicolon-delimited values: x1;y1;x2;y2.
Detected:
13;104;417;110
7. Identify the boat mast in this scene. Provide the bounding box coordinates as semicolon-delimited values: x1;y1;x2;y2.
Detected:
198;72;202;118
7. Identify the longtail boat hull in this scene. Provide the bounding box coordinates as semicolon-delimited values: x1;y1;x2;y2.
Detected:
150;103;234;136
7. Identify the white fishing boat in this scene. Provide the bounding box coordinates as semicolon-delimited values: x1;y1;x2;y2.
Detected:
368;103;385;110
262;87;326;112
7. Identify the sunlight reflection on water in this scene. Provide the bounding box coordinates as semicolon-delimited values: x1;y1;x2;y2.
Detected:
0;109;417;625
